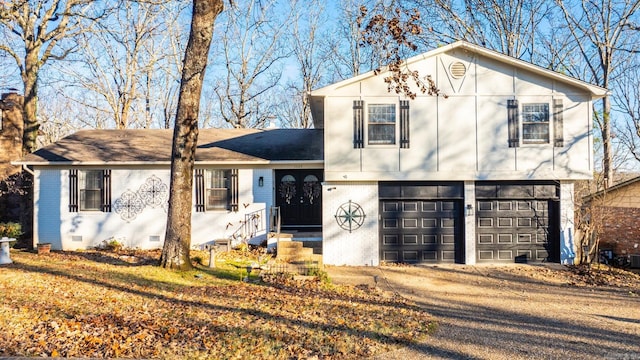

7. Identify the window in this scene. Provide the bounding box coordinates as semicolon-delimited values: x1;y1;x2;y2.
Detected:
69;169;111;212
80;170;103;211
368;104;396;145
522;103;549;144
206;170;230;211
194;169;238;212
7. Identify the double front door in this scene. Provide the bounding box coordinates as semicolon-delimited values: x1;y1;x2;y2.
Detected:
275;169;323;230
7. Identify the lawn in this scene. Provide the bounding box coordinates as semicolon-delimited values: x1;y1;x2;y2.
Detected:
0;249;434;359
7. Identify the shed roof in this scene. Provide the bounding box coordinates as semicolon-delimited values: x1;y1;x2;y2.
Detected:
16;128;324;166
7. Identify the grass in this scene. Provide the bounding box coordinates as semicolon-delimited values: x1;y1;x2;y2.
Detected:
0;249;434;359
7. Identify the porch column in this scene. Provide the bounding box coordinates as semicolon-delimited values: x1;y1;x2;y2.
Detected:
464;181;476;265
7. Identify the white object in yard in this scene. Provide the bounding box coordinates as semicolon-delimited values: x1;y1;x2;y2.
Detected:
0;237;16;265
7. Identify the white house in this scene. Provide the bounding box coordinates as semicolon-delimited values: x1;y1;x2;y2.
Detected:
16;41;606;265
312;41;605;266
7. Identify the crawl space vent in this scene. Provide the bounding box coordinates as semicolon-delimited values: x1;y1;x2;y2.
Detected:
449;62;466;79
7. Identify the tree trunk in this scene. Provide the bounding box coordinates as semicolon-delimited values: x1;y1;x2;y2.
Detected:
602;96;613;189
160;0;223;270
22;50;40;155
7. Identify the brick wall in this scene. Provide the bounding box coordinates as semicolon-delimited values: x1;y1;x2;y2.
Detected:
599;206;640;255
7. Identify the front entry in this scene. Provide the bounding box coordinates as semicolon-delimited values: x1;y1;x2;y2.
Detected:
275;169;323;231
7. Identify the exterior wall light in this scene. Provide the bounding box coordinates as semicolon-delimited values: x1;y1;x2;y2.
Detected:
258;176;264;187
465;204;473;216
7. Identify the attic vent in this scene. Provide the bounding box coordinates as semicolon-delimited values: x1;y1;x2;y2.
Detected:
449;62;466;79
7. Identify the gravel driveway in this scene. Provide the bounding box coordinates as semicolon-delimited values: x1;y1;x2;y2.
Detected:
327;264;640;360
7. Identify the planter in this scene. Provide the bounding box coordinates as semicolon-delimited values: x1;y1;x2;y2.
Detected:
37;243;51;254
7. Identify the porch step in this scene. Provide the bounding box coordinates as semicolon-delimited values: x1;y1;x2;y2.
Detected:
276;238;323;268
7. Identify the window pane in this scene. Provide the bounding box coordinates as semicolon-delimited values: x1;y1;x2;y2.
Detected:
369;124;396;144
368;104;396;123
80;189;102;211
206;170;229;210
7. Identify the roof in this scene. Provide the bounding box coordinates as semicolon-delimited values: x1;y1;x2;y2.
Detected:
16;128;324;165
584;174;640;201
311;40;608;98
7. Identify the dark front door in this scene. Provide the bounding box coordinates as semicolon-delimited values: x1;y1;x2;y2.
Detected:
275;169;323;230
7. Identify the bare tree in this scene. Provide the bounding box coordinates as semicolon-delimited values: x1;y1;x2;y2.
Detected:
278;0;328;129
210;0;292;128
0;0;102;154
556;0;640;189
55;1;187;130
161;0;222;270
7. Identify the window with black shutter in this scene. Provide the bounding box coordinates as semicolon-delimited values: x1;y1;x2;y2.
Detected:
69;169;111;212
399;100;410;148
196;169;239;212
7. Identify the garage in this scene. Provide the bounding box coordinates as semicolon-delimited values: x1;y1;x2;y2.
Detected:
379;183;464;263
475;182;560;263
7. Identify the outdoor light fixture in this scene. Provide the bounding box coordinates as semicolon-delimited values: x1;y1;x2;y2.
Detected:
465;204;473;216
258;176;264;187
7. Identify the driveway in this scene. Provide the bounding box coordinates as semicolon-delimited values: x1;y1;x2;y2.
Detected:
326;264;640;360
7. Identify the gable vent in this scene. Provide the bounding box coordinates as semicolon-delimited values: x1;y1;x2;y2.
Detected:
449;62;466;79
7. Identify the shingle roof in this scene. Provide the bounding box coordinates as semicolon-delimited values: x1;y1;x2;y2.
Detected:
17;128;324;165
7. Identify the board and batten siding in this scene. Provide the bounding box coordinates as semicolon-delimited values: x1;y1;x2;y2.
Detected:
323;51;593;182
33;167;272;250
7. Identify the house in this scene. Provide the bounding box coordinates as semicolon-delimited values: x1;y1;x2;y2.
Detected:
582;175;640;257
16;41;607;265
311;41;605;266
16;129;323;251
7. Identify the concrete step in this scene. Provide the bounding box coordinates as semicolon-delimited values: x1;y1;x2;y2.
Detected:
277;241;304;250
277;246;313;257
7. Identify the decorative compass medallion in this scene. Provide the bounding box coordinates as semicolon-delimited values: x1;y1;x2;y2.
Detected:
335;200;366;233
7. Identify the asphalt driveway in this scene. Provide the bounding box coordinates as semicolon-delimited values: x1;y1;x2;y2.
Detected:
327;264;640;360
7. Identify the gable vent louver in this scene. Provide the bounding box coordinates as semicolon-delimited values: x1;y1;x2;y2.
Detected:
449;62;466;79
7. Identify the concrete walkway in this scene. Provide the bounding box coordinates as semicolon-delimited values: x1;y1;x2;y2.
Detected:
327;264;640;360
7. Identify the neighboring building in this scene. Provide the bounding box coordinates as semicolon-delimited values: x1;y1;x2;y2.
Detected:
583;176;640;256
17;41;607;265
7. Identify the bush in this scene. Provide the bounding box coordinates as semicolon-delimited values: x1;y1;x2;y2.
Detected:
0;222;22;239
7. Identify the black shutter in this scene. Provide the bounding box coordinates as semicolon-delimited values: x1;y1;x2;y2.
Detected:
195;169;205;212
553;99;564;147
507;99;520;148
400;100;410;148
101;169;111;212
69;169;78;212
353;100;364;148
230;169;239;212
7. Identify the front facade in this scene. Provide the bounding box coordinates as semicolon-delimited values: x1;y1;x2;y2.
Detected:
18;41;606;265
311;41;606;266
19;129;323;251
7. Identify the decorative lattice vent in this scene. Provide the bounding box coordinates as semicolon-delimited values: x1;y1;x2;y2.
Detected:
449;62;467;79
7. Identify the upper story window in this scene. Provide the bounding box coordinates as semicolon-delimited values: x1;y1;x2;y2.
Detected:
507;99;562;148
354;100;409;148
69;169;111;212
522;103;549;144
368;104;396;145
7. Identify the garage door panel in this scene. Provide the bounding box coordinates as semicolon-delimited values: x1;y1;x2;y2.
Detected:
476;199;557;263
381;199;461;264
